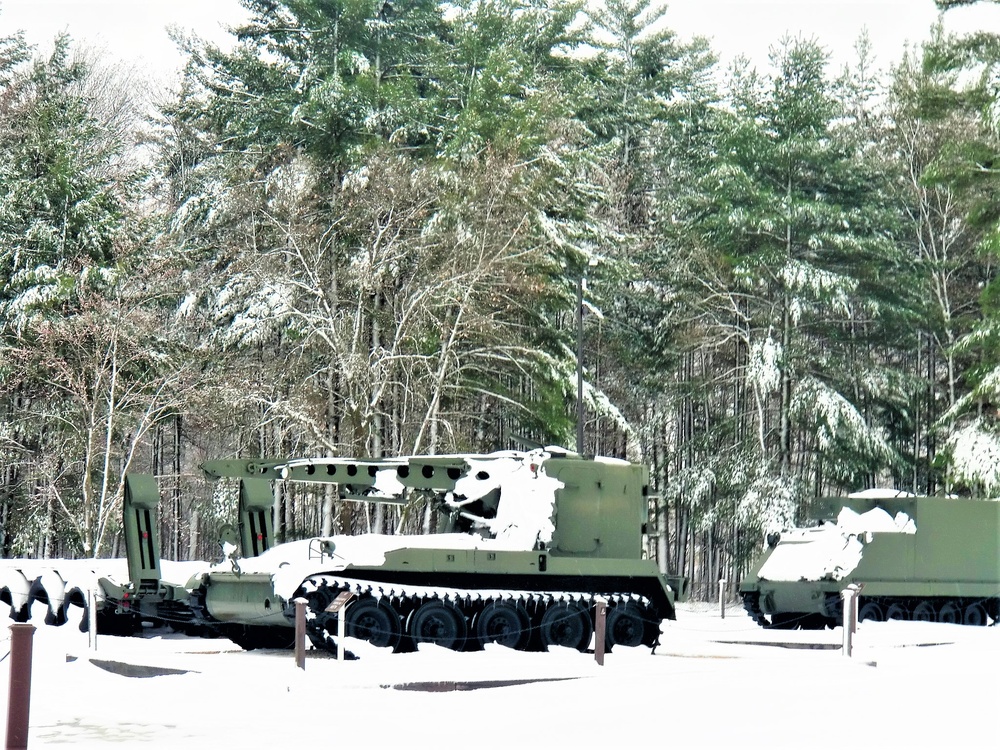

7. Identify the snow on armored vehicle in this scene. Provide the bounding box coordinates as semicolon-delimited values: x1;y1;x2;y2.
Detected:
740;491;1000;628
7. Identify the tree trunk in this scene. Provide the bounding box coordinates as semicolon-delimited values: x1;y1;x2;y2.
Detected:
188;509;199;560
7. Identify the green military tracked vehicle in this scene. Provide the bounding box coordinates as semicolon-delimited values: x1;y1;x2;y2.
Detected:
740;493;1000;628
96;448;685;654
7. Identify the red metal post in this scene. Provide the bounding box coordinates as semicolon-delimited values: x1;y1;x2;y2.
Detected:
6;623;36;750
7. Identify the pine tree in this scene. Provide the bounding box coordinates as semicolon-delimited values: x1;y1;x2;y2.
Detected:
920;2;1000;493
662;37;914;537
0;36;183;556
156;0;619;536
883;30;991;494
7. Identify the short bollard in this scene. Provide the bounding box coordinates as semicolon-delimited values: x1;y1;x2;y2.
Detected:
719;579;727;619
594;599;607;666
6;623;36;750
294;598;307;670
87;588;98;652
337;602;349;662
323;591;355;662
842;583;862;657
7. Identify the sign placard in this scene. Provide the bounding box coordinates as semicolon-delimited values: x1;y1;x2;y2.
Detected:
325;591;355;613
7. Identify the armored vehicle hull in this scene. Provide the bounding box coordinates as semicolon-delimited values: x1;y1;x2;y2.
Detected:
200;537;676;652
740;494;1000;629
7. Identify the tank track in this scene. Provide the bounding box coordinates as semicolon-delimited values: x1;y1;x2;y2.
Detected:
740;591;834;630
294;574;661;656
741;591;769;627
745;588;1000;629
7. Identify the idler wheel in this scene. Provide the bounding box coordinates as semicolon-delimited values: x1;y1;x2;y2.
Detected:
962;602;988;627
539;601;592;652
605;602;646;649
407;600;467;650
475;600;529;650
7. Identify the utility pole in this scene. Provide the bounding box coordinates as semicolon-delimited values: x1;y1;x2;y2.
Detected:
577;272;584;454
576;259;597;455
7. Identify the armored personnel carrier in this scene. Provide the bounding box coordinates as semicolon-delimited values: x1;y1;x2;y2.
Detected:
740;492;1000;628
4;449;685;655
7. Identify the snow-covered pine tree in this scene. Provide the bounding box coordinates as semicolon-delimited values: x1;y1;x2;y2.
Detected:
658;36;913;544
0;37;183;557
157;0;625;537
921;1;1000;494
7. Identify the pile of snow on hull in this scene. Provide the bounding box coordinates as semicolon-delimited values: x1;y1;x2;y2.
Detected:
758;505;915;583
213;449;567;598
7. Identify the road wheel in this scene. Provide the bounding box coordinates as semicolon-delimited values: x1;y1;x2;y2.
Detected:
346;597;403;650
911;601;935;622
539;602;592;652
885;602;908;621
962;602;988;627
938;601;961;624
605;602;646;649
408;600;467;650
858;602;884;622
474;600;529;650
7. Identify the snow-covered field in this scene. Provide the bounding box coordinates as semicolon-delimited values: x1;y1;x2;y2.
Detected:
2;600;997;749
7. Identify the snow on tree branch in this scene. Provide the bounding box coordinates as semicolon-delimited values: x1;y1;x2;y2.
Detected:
945;420;1000;495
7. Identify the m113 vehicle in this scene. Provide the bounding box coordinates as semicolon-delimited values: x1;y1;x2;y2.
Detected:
2;449;686;654
740;492;1000;628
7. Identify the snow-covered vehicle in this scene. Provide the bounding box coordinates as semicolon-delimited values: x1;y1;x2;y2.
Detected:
3;449;686;654
740;492;1000;628
193;449;683;652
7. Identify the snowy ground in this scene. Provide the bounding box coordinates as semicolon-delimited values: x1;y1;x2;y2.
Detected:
2;600;997;749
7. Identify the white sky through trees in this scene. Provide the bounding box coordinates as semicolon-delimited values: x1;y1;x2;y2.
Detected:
0;0;997;80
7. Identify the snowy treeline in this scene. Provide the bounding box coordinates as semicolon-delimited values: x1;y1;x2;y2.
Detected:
1;0;999;590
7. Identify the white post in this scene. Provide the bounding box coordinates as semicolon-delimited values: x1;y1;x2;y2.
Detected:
338;601;349;662
841;583;861;657
88;588;98;652
656;498;668;576
719;579;727;619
